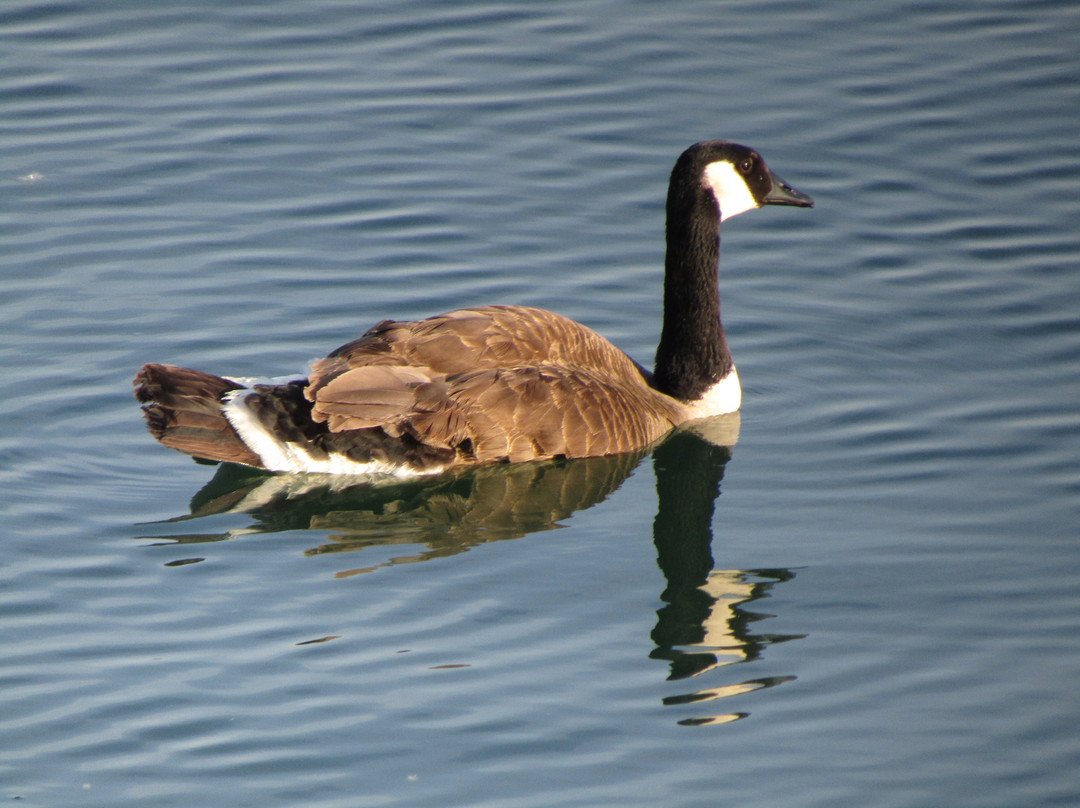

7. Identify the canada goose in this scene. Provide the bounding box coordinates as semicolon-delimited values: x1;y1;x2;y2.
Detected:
134;140;812;476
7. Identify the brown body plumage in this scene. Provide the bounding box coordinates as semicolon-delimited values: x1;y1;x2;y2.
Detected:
135;141;812;475
136;306;684;473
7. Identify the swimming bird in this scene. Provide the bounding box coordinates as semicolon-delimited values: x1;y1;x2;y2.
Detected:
134;140;813;476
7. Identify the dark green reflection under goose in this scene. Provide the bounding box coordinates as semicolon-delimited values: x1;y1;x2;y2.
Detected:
140;420;803;723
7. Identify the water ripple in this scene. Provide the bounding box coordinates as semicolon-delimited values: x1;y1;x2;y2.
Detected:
3;1;1080;806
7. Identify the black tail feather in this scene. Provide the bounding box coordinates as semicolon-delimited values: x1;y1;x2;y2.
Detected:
135;363;456;474
133;363;265;467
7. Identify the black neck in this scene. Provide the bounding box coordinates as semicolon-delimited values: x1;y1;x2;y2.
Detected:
652;181;732;402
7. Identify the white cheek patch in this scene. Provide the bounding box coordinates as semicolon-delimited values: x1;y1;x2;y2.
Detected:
704;161;758;222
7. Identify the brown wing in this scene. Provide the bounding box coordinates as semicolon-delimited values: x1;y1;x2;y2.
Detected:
310;362;682;463
306;305;652;394
303;305;679;463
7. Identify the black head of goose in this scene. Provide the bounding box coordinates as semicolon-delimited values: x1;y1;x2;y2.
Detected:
134;140;813;476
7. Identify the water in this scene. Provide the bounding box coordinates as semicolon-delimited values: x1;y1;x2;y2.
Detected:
3;1;1079;805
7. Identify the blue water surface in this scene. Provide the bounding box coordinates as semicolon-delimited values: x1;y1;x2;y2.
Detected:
2;1;1079;806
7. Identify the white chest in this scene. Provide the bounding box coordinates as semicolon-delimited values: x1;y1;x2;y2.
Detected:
681;367;742;419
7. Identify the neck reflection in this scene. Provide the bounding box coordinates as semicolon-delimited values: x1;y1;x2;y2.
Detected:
650;429;803;725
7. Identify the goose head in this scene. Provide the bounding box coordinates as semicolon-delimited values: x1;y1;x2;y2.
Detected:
669;140;814;227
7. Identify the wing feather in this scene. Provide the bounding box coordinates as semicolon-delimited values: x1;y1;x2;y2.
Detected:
303;305;682;465
310;364;679;464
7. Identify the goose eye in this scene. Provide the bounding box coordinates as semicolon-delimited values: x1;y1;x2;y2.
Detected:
738;158;754;175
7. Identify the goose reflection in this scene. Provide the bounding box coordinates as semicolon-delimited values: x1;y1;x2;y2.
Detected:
650;427;805;725
147;449;649;573
143;412;802;723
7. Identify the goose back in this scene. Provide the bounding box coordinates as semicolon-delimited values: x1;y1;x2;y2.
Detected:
307;305;651;389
